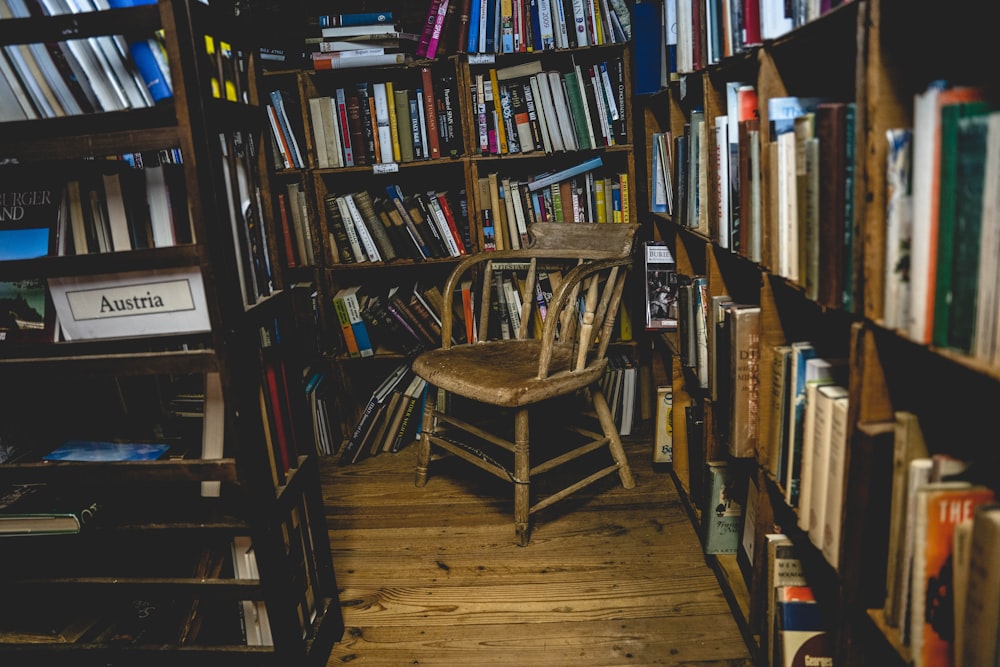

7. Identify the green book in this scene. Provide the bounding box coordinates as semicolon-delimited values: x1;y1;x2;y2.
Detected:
932;100;990;348
561;71;591;151
947;113;990;352
702;460;744;554
393;88;414;163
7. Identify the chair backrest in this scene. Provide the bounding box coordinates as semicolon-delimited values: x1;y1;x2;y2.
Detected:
438;223;638;379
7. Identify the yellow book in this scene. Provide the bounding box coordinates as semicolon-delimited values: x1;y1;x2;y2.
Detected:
593;0;604;45
619;172;630;223
488;68;508;154
385;81;401;163
488;172;507;250
594;178;607;223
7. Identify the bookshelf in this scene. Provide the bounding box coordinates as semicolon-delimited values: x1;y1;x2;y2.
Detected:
0;1;343;664
252;0;641;454
635;0;1000;665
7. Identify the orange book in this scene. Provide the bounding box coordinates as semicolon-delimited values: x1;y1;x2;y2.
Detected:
420;67;441;159
911;483;995;665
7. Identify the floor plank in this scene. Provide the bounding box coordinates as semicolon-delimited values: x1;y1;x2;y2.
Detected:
322;437;754;666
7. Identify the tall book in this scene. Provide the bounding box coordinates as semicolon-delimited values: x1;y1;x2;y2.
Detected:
961;503;1000;666
728;304;761;459
910;483;995;666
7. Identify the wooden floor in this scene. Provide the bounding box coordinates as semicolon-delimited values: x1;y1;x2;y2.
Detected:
318;435;754;666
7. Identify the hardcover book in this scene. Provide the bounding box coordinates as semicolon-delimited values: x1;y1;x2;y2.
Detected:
0;483;101;536
42;440;172;462
0;163;65;260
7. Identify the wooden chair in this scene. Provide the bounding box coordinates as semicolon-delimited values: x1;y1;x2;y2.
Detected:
412;222;639;545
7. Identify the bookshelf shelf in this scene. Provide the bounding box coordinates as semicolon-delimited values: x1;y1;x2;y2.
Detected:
638;0;1000;664
0;0;343;663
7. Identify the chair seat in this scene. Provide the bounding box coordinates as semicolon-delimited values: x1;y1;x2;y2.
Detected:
412;340;608;409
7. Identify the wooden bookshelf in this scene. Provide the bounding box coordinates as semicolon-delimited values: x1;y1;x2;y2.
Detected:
0;1;343;664
634;0;1000;665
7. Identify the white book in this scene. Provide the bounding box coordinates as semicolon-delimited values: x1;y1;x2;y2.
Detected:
335;194;367;262
537;0;554;49
343;193;381;262
777;130;799;281
0;50;35;120
980;113;1000;363
425;194;461;257
307;97;330;168
529;76;553;153
3;44;57;118
805;383;847;548
372;82;395;164
571;0;589;46
144;163;175;248
820;390;850;569
101;171;132;252
534;72;564;152
550;0;569;49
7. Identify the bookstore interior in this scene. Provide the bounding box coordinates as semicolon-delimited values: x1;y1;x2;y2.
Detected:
0;0;998;665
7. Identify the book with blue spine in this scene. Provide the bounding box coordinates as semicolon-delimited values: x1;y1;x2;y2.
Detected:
526;156;603;192
128;38;172;102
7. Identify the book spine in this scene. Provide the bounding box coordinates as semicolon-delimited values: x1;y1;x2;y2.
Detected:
426;0;452;59
420;67;441;159
417;0;444;57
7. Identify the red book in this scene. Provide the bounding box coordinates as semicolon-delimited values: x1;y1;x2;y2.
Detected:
742;0;762;46
420;67;441;159
435;192;467;254
277;192;297;267
455;0;472;53
346;94;368;166
263;361;292;479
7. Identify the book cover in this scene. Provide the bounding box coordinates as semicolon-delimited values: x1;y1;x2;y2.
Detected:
0;164;64;260
0;483;101;536
0;278;51;345
652;385;673;463
643;241;678;330
43;440;171;462
911;483;995;666
728;304;761;459
702;459;744;554
776;586;833;667
961;503;1000;666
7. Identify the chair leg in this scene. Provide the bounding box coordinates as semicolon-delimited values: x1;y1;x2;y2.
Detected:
414;384;438;488
590;387;636;490
514;407;530;546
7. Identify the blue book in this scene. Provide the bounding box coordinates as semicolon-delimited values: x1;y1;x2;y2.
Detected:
484;0;497;53
107;0;157;6
318;12;393;28
632;2;662;95
128;38;172;103
467;0;482;53
526;156;604;192
43;441;172;462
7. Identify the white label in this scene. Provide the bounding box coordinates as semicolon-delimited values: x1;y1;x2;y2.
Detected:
65;279;198;321
372;162;399;174
468;53;496;65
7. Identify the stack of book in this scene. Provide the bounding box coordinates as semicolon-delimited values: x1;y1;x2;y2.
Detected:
306;11;419;70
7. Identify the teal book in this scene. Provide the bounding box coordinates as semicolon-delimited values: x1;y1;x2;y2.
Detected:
702;460;744;554
947;113;990;352
932;100;990;348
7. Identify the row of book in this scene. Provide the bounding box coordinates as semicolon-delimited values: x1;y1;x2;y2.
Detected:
465;0;633;55
600;348;639;436
0;150;188;263
474;159;630;252
0;0;172;122
669;0;850;77
338;362;428;465
877;413;1000;667
471;56;627;157
322;185;471;265
884;83;1000;367
301;69;462;171
672;85;859;311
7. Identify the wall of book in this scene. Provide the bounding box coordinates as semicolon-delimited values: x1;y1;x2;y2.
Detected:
635;0;1000;665
252;0;642;462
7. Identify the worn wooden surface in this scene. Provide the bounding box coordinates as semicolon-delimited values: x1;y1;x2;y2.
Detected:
320;437;754;666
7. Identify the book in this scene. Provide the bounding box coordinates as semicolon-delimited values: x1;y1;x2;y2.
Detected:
42;440;171;461
702;459;744;554
961;503;1000;666
766;535;807;666
338;362;411;465
728;304;761;459
652;385;673;463
883;127;914;330
643;241;678;330
0;483;101;535
819;385;850;570
776;585;832;667
910;483;995;666
0;163;65;260
803;383;847;551
783;341;817;507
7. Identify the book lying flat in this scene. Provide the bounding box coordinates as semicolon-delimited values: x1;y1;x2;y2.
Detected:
43;440;171;462
0;483;101;535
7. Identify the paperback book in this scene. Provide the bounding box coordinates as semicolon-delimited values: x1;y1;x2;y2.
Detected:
643;241;678;330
